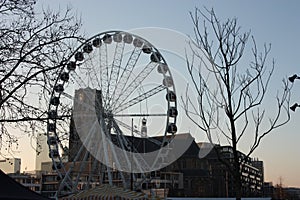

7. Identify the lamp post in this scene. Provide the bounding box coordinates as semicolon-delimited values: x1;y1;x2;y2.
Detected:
289;74;300;83
289;74;300;111
290;103;300;112
131;118;133;191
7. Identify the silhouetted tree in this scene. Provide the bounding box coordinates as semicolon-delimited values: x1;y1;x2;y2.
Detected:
183;8;291;199
0;0;82;154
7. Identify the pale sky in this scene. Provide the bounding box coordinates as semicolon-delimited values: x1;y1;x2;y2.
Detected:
13;0;300;188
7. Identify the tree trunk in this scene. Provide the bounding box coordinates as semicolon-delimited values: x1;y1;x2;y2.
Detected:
233;163;242;200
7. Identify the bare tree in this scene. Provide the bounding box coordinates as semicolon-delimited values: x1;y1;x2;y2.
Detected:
0;0;82;155
183;8;291;199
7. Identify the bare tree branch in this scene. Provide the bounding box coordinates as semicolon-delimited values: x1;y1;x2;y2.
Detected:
0;0;83;155
183;7;292;199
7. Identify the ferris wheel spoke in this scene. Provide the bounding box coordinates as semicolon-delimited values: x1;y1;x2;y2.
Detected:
114;118;140;135
111;119;129;147
114;85;166;113
97;109;115;185
70;120;98;162
86;154;101;186
61;92;73;100
58;135;91;193
69;71;88;88
67;119;100;190
112;119;152;172
108;47;142;109
95;40;103;90
82;54;102;89
101;134;113;185
100;44;110;108
73;148;91;190
114;118;162;146
111;62;159;110
105;42;125;106
110;119;131;186
57;178;73;194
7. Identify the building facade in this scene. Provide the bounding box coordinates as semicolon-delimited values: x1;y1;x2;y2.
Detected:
0;157;21;174
66;129;265;197
195;145;264;197
137;139;265;198
46;87;266;198
40;173;59;198
8;172;41;193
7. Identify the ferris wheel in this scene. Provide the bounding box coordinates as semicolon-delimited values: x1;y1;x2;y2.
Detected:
46;30;178;197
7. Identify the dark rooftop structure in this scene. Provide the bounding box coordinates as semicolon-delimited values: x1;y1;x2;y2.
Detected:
0;169;49;200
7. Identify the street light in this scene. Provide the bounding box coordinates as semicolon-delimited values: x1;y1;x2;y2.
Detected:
289;74;300;83
290;103;300;112
289;74;300;112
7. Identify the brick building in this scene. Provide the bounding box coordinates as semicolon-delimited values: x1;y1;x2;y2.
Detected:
159;138;264;197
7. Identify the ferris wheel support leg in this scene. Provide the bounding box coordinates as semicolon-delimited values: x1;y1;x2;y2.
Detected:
73;145;92;189
101;129;113;186
57;122;95;194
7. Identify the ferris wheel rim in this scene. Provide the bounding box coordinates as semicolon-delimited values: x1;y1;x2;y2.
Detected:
46;30;178;196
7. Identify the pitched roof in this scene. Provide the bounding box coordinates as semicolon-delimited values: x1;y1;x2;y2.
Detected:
0;169;49;200
60;184;147;200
